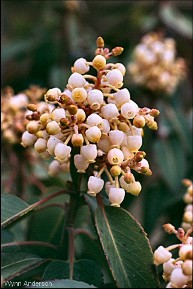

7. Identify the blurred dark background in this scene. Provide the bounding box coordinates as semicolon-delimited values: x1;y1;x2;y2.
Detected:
2;0;192;92
1;0;193;248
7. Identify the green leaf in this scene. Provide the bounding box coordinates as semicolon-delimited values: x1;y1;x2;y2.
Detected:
1;39;36;61
27;206;65;246
1;194;29;225
28;279;96;288
159;3;192;39
42;259;102;287
1;252;44;280
153;138;186;191
1;229;15;244
1;191;66;228
95;206;159;288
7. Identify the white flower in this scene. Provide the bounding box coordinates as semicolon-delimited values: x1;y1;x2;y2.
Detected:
74;154;89;173
80;144;98;163
47;136;62;155
121;145;134;160
101;103;119;120
54;143;71;162
101;119;110;134
85;126;101;143
113;88;130;108
170;268;188;288
86;113;103;129
97;135;111;153
182;260;192;276
179;244;192;261
87;176;104;196
127;135;142;152
34;138;47;153
107;148;124;165
109;129;124;147
68;72;86;88
45;88;61;102
114;63;126;76
51;108;66;122
46;121;61;135
73;58;90;74
119;175;130;191
87;89;104;110
121;100;139;119
48;160;69;176
48;160;61;177
153;246;172;266
72;87;87;102
21;131;37;147
106;69;123;87
71;133;84;147
105;181;115;195
163;258;176;277
126;181;142;196
109;187;125;207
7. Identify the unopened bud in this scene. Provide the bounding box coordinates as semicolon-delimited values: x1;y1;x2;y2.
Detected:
92;55;106;70
71;133;84;147
27;104;37;112
110;165;122;176
182;179;192;187
60;118;69;127
141;167;152;176
147;121;158;130
26;114;33;120
26;121;39;134
68;104;78;115
60;94;73;105
112;47;124;56
124;172;135;183
134;151;146;162
40;113;50;126
96;36;104;48
133;115;146;128
150;109;160;117
163;223;176;234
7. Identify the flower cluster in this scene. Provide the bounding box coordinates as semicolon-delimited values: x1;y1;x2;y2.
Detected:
153;179;193;288
21;37;160;207
128;32;186;95
1;85;47;144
